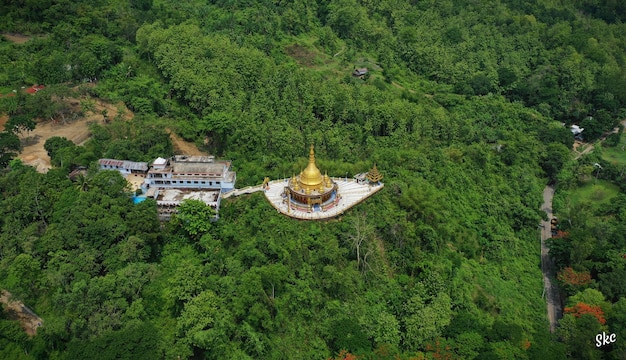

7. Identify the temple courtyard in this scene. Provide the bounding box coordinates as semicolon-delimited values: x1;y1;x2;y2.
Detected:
263;178;384;220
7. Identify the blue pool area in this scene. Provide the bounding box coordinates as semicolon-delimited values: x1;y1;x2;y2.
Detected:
132;196;147;204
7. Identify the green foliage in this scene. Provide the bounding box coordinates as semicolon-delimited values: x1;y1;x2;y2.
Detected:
175;290;234;358
0;131;21;167
85;118;173;162
329;318;372;354
5;114;35;137
171;199;215;241
402;293;452;351
539;126;575;150
601;131;626;166
542;143;572;182
603;131;622;148
6;253;41;302
568;180;620;209
6;0;626;358
0;313;32;360
557;314;604;359
608;297;626;357
65;322;160;360
44;136;76;167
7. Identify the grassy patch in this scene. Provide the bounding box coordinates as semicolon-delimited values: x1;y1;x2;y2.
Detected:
569;180;620;208
280;39;446;109
601;132;626;166
284;43;321;68
283;38;382;80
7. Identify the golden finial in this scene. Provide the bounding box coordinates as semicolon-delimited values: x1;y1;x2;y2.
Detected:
309;144;315;163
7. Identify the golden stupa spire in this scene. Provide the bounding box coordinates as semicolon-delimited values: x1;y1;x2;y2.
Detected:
300;144;323;190
293;173;301;191
324;170;332;187
309;144;315;163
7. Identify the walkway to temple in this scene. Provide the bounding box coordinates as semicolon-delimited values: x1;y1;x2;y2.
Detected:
264;178;383;220
222;184;264;199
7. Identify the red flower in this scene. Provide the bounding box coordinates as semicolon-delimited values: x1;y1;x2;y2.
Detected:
565;302;606;324
557;267;592;286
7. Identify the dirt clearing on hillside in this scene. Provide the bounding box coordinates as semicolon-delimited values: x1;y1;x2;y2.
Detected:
2;33;32;44
168;129;206;155
0;290;43;336
17;98;133;172
285;44;319;68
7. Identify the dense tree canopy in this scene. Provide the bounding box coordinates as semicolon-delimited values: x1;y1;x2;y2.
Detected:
1;0;625;359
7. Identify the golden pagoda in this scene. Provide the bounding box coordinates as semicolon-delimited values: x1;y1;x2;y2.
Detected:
299;145;324;191
284;145;338;210
366;164;383;183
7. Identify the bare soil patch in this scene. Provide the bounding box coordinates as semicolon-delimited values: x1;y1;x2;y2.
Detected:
0;113;7;130
168;129;206;155
18;98;133;172
573;140;584;151
285;44;319;68
2;33;32;44
0;290;43;336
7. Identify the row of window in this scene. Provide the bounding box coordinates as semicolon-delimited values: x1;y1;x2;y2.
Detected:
148;173;222;178
151;180;221;185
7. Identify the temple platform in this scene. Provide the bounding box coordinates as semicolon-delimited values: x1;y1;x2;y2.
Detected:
263;178;384;220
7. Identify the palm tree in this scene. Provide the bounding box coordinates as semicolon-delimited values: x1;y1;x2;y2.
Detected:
75;174;90;192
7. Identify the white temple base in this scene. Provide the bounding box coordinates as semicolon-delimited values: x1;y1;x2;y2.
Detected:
263;178;383;220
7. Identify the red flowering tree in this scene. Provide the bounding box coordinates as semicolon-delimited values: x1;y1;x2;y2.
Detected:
328;350;358;360
551;230;570;239
557;267;592;295
564;302;606;325
425;339;454;360
558;267;592;286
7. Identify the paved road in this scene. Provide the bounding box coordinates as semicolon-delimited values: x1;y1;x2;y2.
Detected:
540;185;562;333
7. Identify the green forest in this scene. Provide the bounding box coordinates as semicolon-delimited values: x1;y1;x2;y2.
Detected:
1;0;626;358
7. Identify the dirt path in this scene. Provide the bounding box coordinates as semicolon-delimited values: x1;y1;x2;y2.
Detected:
574;142;595;160
574;118;626;160
540;185;562;333
0;290;43;336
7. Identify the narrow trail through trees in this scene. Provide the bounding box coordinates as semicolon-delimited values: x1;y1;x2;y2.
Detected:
540;185;562;332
